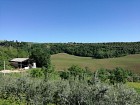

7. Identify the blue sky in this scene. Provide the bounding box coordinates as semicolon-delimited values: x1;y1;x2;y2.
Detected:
0;0;140;43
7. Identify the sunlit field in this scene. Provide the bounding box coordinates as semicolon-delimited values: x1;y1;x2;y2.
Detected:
51;53;140;73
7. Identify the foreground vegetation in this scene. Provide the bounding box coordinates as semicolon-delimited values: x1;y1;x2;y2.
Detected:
0;65;140;105
0;70;140;105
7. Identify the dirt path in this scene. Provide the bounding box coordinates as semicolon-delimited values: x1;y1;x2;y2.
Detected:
0;70;25;73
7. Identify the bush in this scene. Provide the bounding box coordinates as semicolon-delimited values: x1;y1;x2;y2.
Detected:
109;67;129;84
0;71;140;105
30;68;43;78
60;70;69;80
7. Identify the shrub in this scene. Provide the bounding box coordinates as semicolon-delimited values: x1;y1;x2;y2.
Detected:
30;68;43;78
0;71;140;105
60;70;69;80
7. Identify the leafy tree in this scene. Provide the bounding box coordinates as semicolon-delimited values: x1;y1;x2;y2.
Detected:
60;70;70;80
29;45;51;80
68;65;85;80
109;67;128;84
98;68;110;82
29;45;51;68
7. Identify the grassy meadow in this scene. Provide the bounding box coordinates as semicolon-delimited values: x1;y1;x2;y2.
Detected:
51;53;140;73
127;82;140;93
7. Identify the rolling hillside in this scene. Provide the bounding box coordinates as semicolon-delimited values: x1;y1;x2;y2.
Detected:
51;53;140;73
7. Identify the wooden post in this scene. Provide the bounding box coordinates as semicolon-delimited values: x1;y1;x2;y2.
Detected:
4;60;5;70
4;60;5;76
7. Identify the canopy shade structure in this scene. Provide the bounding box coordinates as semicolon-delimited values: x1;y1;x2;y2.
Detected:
10;58;29;63
10;58;30;69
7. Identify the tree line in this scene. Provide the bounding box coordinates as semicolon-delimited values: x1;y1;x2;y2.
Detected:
49;42;140;58
0;40;140;59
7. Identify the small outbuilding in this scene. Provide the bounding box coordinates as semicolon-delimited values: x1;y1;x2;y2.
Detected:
10;58;30;69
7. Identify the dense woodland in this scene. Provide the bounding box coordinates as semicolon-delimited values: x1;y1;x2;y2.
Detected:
49;42;140;58
0;41;140;59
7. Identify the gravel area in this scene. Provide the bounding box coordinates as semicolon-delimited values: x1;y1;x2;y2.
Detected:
0;70;24;73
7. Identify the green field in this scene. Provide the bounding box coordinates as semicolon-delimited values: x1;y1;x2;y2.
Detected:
51;53;140;73
127;82;140;93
